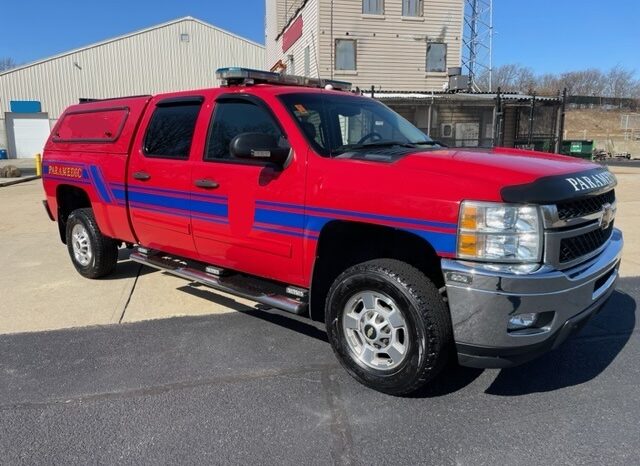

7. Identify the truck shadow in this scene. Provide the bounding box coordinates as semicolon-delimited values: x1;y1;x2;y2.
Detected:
99;248;154;280
105;249;636;399
409;361;485;398
484;289;636;396
407;288;636;398
177;280;636;398
178;283;330;343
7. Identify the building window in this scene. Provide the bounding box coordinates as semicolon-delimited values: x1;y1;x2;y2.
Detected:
143;100;202;159
402;0;423;17
335;39;356;71
304;46;310;77
362;0;383;15
426;42;447;73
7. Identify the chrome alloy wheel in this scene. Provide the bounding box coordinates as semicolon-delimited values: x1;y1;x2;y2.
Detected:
71;224;92;266
342;290;410;370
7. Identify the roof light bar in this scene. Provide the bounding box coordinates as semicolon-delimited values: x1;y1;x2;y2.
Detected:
216;67;352;91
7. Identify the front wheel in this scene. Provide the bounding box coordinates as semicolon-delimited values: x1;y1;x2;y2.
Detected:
325;259;452;395
65;208;119;279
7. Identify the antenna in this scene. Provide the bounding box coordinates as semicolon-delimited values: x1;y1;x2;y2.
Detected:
462;0;493;91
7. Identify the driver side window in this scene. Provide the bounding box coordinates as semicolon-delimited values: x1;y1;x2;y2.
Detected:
206;100;283;160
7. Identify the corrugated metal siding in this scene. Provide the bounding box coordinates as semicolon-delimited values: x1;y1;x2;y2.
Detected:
266;0;320;78
317;0;464;91
0;19;265;119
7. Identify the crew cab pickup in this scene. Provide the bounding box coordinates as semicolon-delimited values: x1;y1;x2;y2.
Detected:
42;68;623;395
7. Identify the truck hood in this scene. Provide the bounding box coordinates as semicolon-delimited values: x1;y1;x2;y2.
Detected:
394;147;616;203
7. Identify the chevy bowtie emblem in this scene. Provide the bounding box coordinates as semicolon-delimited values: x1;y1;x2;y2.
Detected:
599;203;614;230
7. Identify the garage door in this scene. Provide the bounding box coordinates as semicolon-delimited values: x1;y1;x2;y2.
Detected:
11;116;51;158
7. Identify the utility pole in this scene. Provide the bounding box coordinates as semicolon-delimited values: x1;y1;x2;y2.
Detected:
462;0;493;91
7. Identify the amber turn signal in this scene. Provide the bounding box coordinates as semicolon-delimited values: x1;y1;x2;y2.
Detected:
457;233;478;256
460;205;477;230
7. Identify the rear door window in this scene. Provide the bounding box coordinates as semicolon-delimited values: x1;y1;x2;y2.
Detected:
143;99;203;159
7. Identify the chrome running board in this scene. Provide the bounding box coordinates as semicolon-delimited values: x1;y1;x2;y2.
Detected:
130;249;308;315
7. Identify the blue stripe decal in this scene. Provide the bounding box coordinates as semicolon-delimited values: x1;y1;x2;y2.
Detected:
407;229;456;254
191;213;229;224
304;215;332;234
45;163;455;253
116;189;190;210
127;202;229;225
255;209;455;252
254;225;308;238
255;199;456;230
111;182;227;202
128;202;190;218
89;165;112;203
115;189;228;219
255;208;305;230
112;188;126;201
190;198;228;218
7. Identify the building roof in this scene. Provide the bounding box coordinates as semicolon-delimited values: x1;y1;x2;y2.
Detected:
0;16;264;77
363;90;562;103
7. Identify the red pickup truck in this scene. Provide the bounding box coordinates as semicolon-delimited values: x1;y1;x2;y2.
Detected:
42;68;622;395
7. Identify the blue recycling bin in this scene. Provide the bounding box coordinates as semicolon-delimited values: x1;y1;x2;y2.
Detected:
0;149;7;160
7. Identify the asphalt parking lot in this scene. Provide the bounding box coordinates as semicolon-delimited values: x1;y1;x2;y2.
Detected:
1;279;638;464
0;164;639;464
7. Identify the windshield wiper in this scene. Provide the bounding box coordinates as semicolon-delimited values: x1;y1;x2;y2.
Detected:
412;140;447;147
333;141;416;154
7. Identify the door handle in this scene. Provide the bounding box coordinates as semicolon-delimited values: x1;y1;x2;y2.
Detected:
194;179;219;189
132;171;151;181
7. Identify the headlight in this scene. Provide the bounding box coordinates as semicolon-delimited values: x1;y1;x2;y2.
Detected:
457;201;541;262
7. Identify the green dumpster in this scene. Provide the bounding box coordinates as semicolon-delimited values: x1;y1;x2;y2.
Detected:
560;140;593;160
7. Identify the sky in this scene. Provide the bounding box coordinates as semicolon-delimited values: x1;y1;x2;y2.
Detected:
1;0;639;76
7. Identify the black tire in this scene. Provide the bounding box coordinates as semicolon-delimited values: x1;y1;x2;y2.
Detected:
65;208;119;279
325;259;452;396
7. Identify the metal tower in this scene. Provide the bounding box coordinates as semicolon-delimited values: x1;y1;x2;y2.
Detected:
462;0;494;91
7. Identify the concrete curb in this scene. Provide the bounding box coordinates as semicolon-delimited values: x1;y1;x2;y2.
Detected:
0;175;41;188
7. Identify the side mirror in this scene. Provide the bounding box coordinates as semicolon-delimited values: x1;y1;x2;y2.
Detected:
229;132;291;166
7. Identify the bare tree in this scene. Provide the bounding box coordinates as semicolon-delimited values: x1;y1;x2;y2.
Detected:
558;69;606;96
476;64;640;98
476;64;537;92
0;57;16;72
514;67;536;93
605;65;637;98
536;73;561;95
632;81;640;100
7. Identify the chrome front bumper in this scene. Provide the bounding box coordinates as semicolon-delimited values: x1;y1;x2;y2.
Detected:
441;228;623;368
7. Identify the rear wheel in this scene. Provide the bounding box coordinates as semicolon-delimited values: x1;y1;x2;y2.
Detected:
325;259;452;395
65;208;118;279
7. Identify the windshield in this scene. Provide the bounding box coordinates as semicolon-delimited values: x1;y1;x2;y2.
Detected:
278;93;437;156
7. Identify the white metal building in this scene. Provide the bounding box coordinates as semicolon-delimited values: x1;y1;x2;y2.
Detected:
0;17;264;158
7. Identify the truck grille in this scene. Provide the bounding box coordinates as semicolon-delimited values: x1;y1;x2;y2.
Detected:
556;190;615;220
559;223;614;263
543;189;616;268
